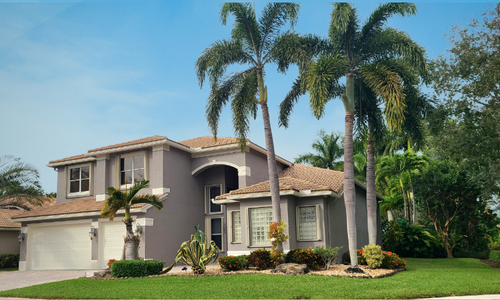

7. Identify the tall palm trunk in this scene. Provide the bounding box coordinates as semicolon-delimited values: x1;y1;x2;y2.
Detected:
366;131;377;245
408;172;418;223
343;75;361;272
399;177;409;221
258;72;283;252
123;208;139;260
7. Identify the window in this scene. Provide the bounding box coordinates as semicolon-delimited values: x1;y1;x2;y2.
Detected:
211;218;223;250
120;154;144;186
206;185;221;213
67;165;91;196
297;206;321;241
249;207;273;246
231;211;241;243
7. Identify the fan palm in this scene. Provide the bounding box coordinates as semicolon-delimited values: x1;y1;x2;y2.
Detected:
0;155;45;210
195;3;321;251
279;3;426;271
101;180;163;260
295;130;344;170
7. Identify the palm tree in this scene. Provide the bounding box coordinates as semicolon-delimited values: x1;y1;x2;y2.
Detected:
0;155;46;210
279;3;426;272
100;180;163;260
195;3;320;252
401;150;429;223
295;130;344;170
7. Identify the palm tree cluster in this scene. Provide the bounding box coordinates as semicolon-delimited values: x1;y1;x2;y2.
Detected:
197;2;429;271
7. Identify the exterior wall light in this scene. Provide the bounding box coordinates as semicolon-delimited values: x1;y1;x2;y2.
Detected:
17;232;25;243
135;223;143;235
89;226;97;240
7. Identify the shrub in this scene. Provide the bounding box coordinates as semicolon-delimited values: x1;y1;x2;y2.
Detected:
218;256;243;271
0;253;19;268
454;249;490;259
111;260;147;277
248;249;272;270
313;246;342;270
238;255;249;269
144;260;164;275
490;250;500;263
270;250;283;268
285;248;324;270
362;245;384;269
357;249;406;269
105;259;117;271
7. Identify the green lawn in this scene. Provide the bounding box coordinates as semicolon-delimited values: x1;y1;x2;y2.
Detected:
0;267;17;272
1;258;499;299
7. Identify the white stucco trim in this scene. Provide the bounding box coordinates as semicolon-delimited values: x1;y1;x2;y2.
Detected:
47;157;96;168
21;227;28;233
96;194;107;202
18;261;26;271
192;161;241;176
152;187;170;195
227;251;252;256
152;144;170;152
237;166;251;177
27;219;93;228
11;207;148;223
135;218;154;226
214;190;338;204
96;154;109;161
86;140;169;156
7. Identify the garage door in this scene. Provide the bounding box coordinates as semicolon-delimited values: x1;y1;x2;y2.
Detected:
99;221;126;268
29;223;92;270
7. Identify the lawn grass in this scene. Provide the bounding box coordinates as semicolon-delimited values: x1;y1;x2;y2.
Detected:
0;258;499;299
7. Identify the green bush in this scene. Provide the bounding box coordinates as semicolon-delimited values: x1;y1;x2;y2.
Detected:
357;249;406;269
0;254;19;268
238;255;249;269
362;245;384;269
285;248;324;270
144;260;164;275
313;246;342;270
454;249;490;259
248;249;272;270
489;250;500;263
111;260;147;278
218;256;243;271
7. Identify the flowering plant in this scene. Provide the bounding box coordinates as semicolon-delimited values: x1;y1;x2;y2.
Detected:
218;256;243;271
268;220;289;251
357;249;406;269
105;259;117;270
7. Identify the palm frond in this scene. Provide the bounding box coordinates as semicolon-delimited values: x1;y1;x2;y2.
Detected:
130;194;164;211
220;3;262;57
307;54;348;119
278;76;306;128
101;199;127;221
259;3;300;54
329;3;359;55
127;180;151;200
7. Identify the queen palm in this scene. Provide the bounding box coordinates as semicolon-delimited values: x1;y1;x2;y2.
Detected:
295;130;344;170
279;3;426;271
195;3;320;251
101;180;163;260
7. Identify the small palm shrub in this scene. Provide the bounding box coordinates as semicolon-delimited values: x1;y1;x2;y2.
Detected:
248;249;272;270
362;245;384;269
313;246;342;270
285;248;324;270
357;249;406;269
218;256;243;271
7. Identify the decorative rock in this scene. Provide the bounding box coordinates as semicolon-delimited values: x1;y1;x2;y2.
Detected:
271;263;308;275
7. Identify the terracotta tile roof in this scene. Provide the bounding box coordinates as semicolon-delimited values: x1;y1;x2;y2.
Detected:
10;198;147;220
0;209;24;228
216;164;343;200
279;164;344;193
179;136;244;149
49;154;88;164
1;197;56;211
88;135;168;153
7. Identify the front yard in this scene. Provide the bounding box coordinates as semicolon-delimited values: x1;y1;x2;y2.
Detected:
0;258;499;299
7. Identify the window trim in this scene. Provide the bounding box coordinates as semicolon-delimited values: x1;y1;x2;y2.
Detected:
228;210;241;244
246;206;273;248
66;163;93;198
205;184;223;215
205;217;224;251
115;150;148;190
296;205;322;242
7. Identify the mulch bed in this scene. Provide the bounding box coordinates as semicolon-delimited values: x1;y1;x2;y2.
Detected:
481;259;500;268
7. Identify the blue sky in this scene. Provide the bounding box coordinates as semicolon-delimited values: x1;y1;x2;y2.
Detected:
0;0;493;193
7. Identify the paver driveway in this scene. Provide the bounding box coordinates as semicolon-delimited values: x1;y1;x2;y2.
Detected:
0;270;86;292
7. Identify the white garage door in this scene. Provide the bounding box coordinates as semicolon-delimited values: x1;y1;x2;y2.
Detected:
99;221;126;268
29;223;92;270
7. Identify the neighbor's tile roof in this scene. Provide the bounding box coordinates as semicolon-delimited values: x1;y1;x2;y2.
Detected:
49;154;88;164
179;136;244;149
10;198;148;220
0;209;24;228
216;164;344;200
88;135;168;153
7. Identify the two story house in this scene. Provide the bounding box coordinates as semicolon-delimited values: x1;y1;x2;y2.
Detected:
11;135;381;271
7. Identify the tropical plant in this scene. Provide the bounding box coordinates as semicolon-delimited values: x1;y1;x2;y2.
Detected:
268;219;289;252
218;256;243;271
195;2;320;252
383;219;441;258
162;226;220;274
282;3;426;271
100;179;163;260
248;249;272;270
295;130;344;170
362;244;384;269
313;245;342;270
0;155;46;210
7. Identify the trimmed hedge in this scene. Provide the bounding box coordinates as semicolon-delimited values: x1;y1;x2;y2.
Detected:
489;250;500;263
110;260;164;278
0;254;19;268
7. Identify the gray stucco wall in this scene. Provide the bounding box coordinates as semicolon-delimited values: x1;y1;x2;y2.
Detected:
0;231;20;254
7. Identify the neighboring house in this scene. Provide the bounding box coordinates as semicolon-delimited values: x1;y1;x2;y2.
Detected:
10;135;381;271
0;198;56;255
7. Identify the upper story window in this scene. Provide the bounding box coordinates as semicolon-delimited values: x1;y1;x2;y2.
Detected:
206;185;222;214
67;164;91;197
118;151;147;188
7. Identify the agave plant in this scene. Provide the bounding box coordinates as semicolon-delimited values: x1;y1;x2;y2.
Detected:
162;225;219;274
